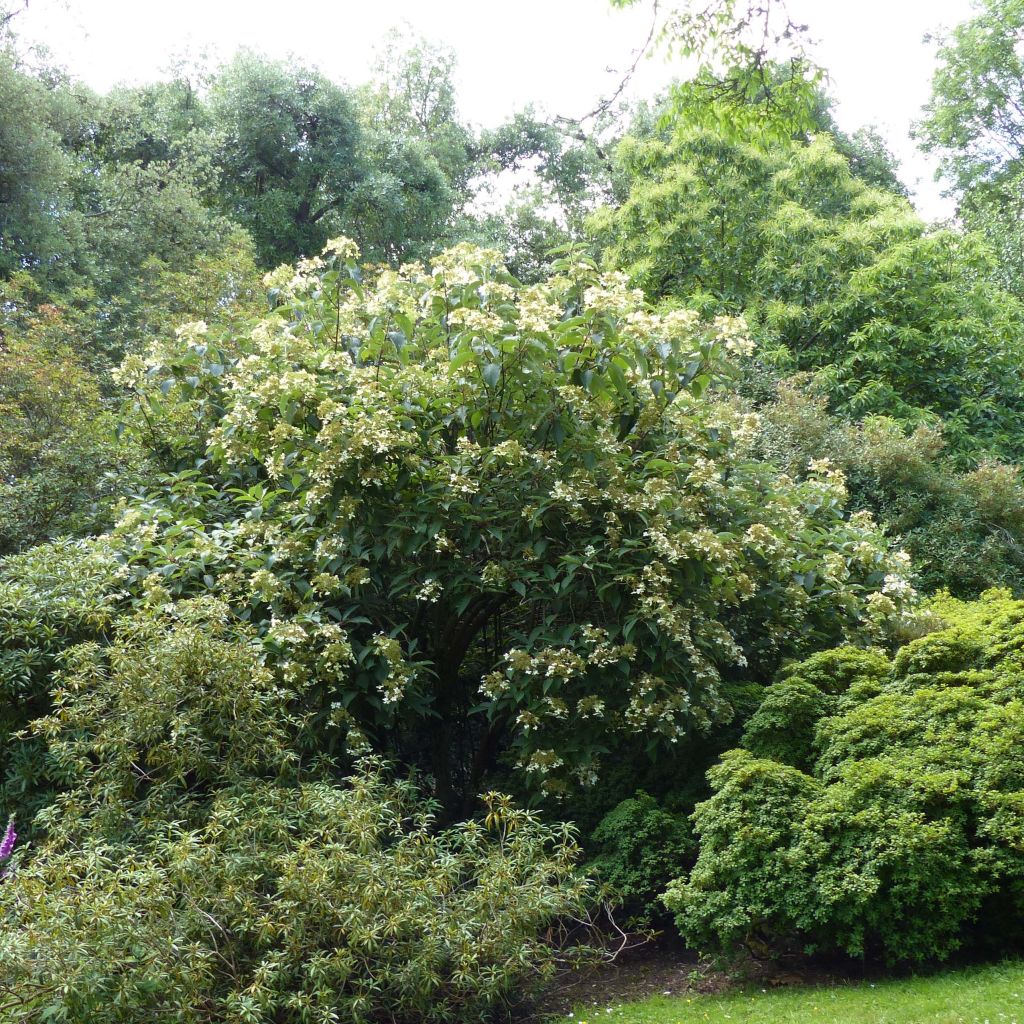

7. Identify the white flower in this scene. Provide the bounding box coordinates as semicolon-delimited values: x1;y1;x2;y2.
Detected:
415;578;443;603
322;236;360;261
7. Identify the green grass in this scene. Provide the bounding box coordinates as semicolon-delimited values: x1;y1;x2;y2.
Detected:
569;961;1024;1024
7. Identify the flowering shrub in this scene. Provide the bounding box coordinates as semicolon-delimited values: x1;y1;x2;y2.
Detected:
107;238;912;804
666;589;1024;962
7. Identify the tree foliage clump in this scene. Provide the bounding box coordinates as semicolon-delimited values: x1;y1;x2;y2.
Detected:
208;53;365;266
0;280;146;554
594;129;1024;463
918;0;1024;297
0;25;481;367
104;239;910;809
0;599;592;1024
667;589;1024;963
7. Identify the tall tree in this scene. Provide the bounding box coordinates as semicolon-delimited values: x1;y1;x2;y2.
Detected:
208;52;364;266
595;126;1024;462
0;53;73;278
348;32;476;262
919;0;1024;293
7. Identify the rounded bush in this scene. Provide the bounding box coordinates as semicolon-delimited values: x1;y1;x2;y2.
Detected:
667;591;1024;962
588;790;694;927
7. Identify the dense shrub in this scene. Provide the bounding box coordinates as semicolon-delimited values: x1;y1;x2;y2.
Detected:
0;599;593;1023
756;379;1024;597
665;590;1024;962
33;595;300;835
588;790;694;927
97;239;910;808
1;770;591;1024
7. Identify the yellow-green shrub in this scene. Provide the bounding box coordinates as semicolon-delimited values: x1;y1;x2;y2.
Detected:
0;600;593;1023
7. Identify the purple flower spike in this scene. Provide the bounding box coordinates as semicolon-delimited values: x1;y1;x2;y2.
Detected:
0;818;16;861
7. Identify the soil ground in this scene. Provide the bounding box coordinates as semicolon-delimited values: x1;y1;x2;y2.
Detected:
534;938;885;1019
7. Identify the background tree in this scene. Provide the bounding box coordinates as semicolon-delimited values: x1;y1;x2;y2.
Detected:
919;0;1024;295
0;52;73;278
0;277;145;554
348;32;477;262
207;52;365;266
594;123;1024;463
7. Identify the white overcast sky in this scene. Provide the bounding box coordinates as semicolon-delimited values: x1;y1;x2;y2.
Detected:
16;0;977;219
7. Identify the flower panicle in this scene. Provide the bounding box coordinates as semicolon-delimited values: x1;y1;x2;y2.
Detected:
0;817;17;861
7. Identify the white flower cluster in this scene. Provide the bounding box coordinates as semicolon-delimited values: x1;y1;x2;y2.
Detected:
371;633;416;705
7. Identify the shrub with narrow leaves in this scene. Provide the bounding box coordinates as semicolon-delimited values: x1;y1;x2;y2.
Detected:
0;541;118;834
0;767;591;1024
0;600;593;1023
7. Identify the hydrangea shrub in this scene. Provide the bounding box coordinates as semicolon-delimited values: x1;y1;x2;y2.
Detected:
107;238;912;803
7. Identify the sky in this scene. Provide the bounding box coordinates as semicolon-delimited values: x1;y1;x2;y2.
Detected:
15;0;978;219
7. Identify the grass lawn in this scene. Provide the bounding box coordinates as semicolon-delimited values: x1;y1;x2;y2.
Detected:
567;961;1024;1024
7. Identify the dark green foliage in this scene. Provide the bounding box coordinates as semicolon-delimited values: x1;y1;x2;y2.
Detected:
667;590;1024;963
741;679;833;771
589;791;694;926
832;126;906;197
0;53;73;276
208;52;364;266
349;32;476;264
0;30;484;367
665;749;822;954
